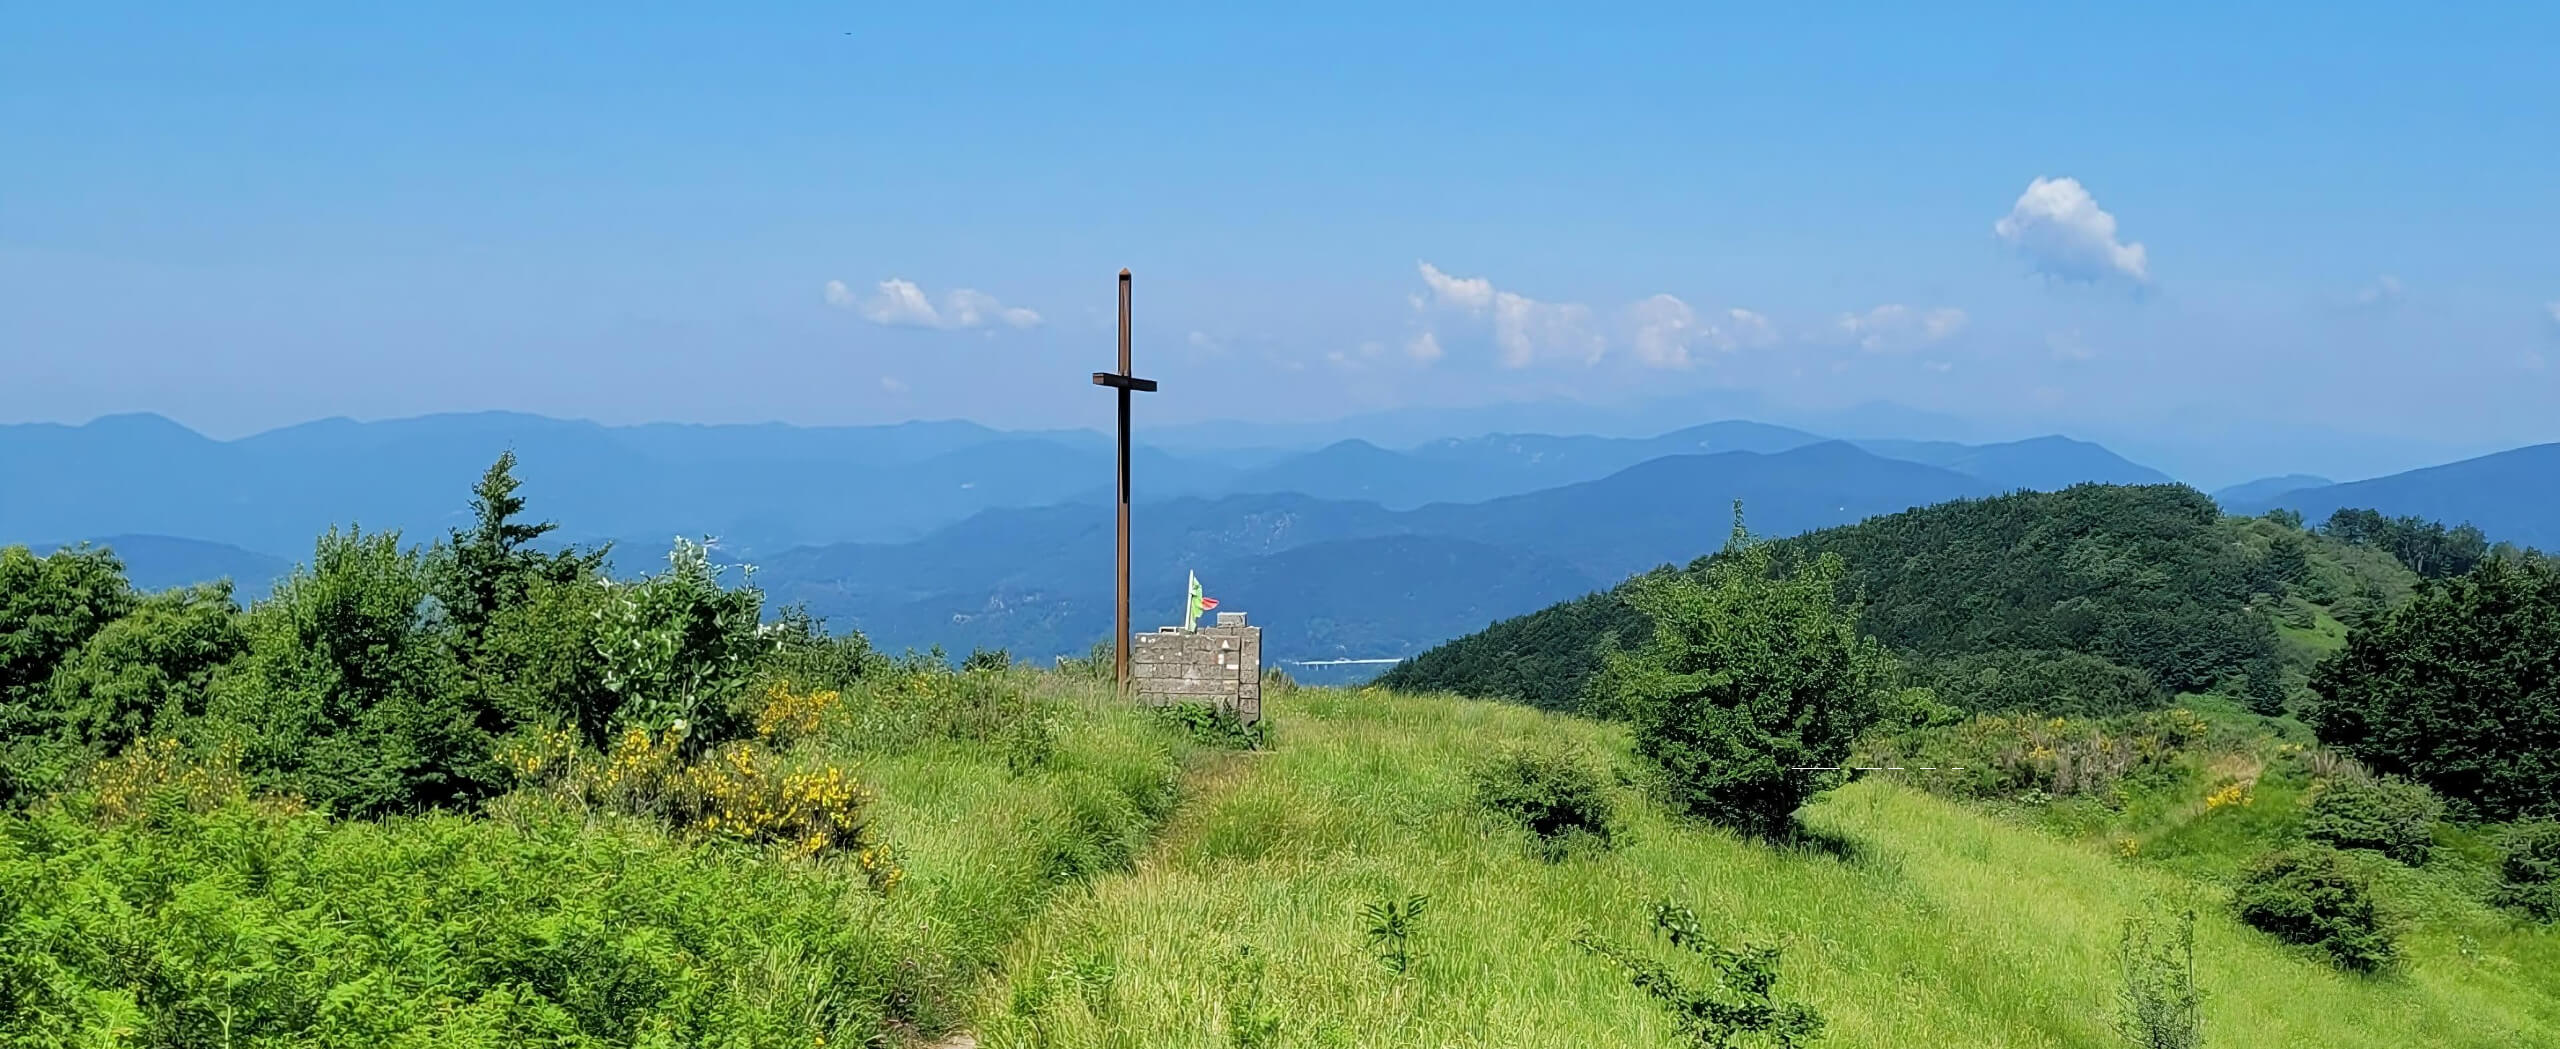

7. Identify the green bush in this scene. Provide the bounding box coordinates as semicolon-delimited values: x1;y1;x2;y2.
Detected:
1590;508;1891;839
42;583;246;753
2233;848;2396;973
589;538;773;752
1149;701;1267;750
2306;555;2560;821
2496;821;2560;921
1469;741;1617;859
2302;778;2441;865
202;527;492;818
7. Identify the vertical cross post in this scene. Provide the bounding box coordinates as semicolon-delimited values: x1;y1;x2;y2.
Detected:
1091;269;1156;694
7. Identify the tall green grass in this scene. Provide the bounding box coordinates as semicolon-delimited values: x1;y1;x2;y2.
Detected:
0;673;1195;1047
982;688;2560;1047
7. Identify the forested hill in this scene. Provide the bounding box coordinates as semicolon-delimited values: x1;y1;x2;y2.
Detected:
1380;484;2418;713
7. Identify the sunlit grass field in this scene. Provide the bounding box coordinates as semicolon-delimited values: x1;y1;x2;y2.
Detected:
978;687;2560;1048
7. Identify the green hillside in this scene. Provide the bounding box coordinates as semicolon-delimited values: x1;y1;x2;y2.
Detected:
984;689;2556;1047
7;458;2556;1047
1378;485;2416;715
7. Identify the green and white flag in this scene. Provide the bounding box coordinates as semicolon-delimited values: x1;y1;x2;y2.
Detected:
1185;570;1218;630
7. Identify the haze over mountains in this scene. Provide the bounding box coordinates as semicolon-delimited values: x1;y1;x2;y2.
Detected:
8;410;2554;670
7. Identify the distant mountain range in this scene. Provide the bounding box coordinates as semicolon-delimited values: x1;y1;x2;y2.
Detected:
29;535;291;602
2242;444;2560;549
2212;474;2335;508
5;410;2176;562
13;411;2551;668
753;442;1997;663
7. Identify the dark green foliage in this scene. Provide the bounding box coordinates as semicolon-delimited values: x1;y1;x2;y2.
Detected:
1359;893;1428;974
1574;901;1823;1048
204;528;491;818
40;582;245;753
2320;508;2490;579
1390;486;2293;717
1149;701;1267;750
2118;906;2204;1049
1593;510;1890;838
2302;778;2442;865
0;544;136;704
1912;648;2165;718
961;647;1013;672
2304;556;2560;821
434;451;607;650
1377;586;1649;711
2233;848;2396;973
1468;741;1616;858
2497;821;2560;921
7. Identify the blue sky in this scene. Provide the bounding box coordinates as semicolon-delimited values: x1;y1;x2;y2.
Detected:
5;4;2557;477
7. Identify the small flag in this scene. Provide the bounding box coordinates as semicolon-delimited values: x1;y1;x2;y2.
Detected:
1186;571;1218;630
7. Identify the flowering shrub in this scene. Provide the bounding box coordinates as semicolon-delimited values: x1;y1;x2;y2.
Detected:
506;725;901;892
755;681;845;747
82;737;269;825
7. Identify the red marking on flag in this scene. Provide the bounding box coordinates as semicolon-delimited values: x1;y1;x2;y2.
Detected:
1199;597;1219;610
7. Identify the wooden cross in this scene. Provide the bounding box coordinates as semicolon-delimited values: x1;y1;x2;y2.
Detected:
1090;269;1156;694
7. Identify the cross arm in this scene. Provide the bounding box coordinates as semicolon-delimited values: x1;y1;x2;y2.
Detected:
1091;372;1158;392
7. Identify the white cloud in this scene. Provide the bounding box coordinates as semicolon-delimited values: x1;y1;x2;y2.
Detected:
825;278;1041;330
1622;297;1780;367
1405;330;1444;363
944;288;1042;329
1721;309;1779;350
879;376;909;394
1416;262;1495;310
1187;331;1223;353
1411;261;1603;368
2523;351;2548;372
2352;275;2405;308
2545;301;2560;328
1994;177;2150;284
1836;304;1968;352
1627;294;1701;368
1925;361;1954;373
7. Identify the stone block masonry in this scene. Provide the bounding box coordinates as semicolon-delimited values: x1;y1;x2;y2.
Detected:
1131;611;1262;723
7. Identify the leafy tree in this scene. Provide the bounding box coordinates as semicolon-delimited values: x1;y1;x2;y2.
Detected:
0;544;136;704
203;527;488;817
2304;556;2560;821
0;544;140;804
1591;507;1890;838
2320;508;2490;580
42;582;246;752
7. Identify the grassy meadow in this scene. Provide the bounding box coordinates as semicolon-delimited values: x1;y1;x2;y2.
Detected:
980;687;2559;1048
